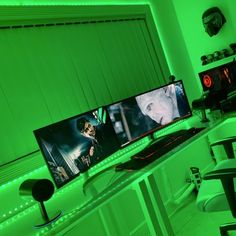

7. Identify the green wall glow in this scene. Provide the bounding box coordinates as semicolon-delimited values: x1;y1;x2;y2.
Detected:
0;0;149;5
149;0;198;104
0;5;170;165
172;0;236;97
1;0;235;104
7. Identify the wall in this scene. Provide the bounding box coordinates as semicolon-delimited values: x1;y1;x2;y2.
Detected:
149;0;198;104
0;4;170;166
171;0;236;97
0;0;202;105
0;1;224;232
2;1;235;102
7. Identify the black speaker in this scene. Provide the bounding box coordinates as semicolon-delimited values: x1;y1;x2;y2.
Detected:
19;179;62;228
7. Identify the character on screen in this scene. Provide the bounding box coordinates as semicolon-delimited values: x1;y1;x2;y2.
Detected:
135;84;189;125
74;118;103;172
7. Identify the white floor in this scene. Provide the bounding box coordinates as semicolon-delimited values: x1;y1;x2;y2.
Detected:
170;194;236;236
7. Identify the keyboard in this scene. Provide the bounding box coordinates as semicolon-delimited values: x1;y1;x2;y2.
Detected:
115;127;205;171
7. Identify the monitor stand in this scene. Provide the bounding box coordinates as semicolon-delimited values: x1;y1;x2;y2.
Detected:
34;202;62;228
200;109;209;123
149;132;155;143
82;163;122;196
148;131;173;146
148;132;163;146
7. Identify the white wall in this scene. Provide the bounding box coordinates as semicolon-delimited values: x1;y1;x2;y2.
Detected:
171;0;236;94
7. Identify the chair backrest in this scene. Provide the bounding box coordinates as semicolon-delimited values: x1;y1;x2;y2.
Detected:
210;136;236;159
197;159;236;218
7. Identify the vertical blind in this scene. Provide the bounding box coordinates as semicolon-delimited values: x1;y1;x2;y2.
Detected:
0;18;166;166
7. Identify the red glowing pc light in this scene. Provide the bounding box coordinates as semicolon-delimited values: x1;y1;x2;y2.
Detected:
203;74;213;88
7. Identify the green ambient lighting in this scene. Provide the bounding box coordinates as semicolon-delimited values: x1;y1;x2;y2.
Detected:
0;116;190;234
0;166;47;224
0;136;150;234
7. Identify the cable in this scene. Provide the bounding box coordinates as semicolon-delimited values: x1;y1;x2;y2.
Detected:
172;183;195;205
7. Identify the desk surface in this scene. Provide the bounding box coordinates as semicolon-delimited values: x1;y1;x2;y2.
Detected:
0;114;235;235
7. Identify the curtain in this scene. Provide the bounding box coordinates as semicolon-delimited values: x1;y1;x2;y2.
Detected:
0;18;166;165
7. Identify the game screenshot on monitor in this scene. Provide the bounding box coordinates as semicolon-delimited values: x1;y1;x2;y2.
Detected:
35;81;192;186
34;107;120;188
106;80;192;147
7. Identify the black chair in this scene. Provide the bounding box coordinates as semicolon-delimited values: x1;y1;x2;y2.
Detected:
197;137;236;236
210;136;236;160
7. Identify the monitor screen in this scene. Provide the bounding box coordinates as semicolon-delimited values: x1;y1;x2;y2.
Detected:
34;107;120;188
198;60;236;94
106;80;192;147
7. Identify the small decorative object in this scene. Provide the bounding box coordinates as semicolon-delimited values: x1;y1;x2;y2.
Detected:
202;7;226;37
206;54;214;63
189;167;202;192
220;48;230;58
201;55;208;65
19;179;62;228
200;44;236;65
213;51;221;61
230;43;236;54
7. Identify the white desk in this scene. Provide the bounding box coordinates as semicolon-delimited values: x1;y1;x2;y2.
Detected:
1;114;235;236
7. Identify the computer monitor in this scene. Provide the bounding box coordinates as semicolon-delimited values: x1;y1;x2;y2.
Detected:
34;107;120;188
106;80;192;147
198;60;236;95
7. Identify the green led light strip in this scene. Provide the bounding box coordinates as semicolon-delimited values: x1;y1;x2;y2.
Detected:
0;17;144;30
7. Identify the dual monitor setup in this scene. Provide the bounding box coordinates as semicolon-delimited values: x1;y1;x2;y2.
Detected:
34;59;236;191
22;60;236;229
34;80;192;189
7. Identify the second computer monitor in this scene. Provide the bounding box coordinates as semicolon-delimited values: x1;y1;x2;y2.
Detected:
106;80;192;147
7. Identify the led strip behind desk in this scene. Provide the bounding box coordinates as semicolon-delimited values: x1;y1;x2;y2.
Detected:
1;114;230;236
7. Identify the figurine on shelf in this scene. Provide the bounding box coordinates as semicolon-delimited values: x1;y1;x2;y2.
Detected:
230;43;236;54
201;55;208;65
200;45;236;66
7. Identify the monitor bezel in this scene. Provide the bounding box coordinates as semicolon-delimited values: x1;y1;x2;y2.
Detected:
105;80;192;148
